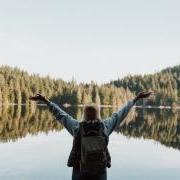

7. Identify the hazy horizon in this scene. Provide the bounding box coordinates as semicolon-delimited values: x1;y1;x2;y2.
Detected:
0;0;180;83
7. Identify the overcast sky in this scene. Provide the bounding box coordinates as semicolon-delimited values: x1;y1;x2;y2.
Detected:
0;0;180;83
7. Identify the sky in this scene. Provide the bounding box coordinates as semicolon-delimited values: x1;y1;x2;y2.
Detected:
0;0;180;83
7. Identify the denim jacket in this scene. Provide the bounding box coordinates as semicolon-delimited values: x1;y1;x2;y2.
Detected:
48;100;135;137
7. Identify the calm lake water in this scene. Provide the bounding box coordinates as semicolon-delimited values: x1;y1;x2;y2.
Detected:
0;105;180;180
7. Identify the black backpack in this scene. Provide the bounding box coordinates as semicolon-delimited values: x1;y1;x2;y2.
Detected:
79;121;108;175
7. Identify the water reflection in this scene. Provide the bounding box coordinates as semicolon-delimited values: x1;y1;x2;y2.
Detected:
2;130;180;180
0;105;180;151
120;109;180;150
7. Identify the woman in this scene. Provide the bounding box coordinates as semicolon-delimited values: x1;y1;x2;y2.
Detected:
30;91;152;180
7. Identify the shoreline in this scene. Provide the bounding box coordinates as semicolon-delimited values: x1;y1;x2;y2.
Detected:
2;103;180;109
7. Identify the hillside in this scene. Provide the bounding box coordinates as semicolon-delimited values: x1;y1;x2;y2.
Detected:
111;64;180;106
0;65;132;107
1;64;180;107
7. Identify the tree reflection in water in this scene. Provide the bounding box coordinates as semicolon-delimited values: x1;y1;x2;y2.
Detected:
0;105;180;151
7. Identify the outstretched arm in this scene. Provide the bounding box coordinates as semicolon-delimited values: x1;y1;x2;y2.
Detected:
29;94;79;136
104;91;153;135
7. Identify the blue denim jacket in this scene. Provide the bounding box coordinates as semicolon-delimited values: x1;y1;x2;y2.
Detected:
48;100;135;137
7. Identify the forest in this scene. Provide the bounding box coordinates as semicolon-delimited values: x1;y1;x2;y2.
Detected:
0;65;133;108
0;64;180;107
111;64;180;106
1;65;180;149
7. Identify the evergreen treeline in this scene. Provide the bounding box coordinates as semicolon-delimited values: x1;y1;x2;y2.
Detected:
1;64;180;107
0;66;133;107
111;65;180;106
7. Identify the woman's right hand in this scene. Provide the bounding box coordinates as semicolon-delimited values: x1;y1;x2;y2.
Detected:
133;91;153;103
29;93;49;103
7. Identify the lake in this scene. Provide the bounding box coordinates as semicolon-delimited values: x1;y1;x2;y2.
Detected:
0;105;180;180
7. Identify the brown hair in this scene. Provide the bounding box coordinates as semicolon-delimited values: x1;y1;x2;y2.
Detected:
82;103;101;121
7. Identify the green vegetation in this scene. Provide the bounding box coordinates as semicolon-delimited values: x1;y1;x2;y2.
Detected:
1;64;180;107
1;65;180;150
111;65;180;106
0;66;133;107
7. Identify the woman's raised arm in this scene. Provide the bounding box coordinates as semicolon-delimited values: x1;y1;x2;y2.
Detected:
104;91;153;136
29;94;79;136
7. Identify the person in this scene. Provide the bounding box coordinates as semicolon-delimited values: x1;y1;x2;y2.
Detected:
29;91;152;180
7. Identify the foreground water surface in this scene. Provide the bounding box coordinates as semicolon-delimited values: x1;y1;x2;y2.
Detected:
0;105;180;180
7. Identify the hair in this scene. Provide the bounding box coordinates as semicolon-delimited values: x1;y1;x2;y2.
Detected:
82;103;101;121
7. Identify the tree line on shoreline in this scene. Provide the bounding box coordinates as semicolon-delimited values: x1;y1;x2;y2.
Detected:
0;66;133;109
111;64;180;106
0;64;180;107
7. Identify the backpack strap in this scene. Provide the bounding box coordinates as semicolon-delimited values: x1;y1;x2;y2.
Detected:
79;122;85;137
